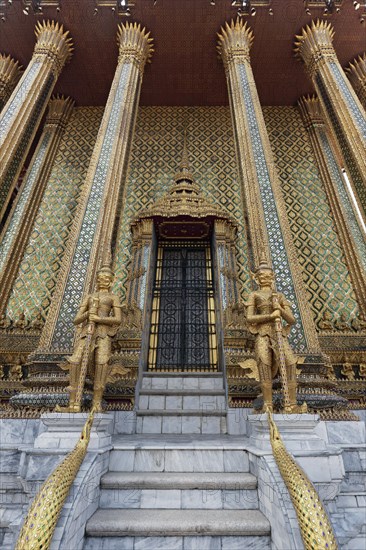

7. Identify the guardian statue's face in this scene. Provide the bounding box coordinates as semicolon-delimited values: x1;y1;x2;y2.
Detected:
97;271;113;290
255;269;274;288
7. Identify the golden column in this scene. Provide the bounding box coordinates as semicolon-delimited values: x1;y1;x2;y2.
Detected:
0;95;74;315
37;22;153;355
294;21;366;192
0;54;22;111
298;95;366;314
346;53;366;111
217;18;319;352
0;21;73;223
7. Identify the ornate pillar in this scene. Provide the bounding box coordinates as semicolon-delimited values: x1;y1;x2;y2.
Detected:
37;22;153;356
217;18;318;353
0;21;73;223
214;219;239;312
0;95;74;315
294;21;366;198
298;95;366;314
0;54;22;111
345;53;366;111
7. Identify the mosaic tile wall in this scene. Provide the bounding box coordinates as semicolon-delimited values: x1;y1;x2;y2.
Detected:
263;106;359;324
113;106;251;301
5;105;359;329
6;107;103;320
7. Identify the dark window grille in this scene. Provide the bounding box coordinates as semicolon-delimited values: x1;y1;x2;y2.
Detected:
148;243;218;372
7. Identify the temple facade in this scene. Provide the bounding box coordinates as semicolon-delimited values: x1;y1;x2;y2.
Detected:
0;1;365;549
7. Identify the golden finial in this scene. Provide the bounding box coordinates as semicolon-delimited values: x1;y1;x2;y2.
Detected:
0;53;23;87
256;249;273;272
174;129;194;185
217;17;254;63
294;19;335;62
34;20;74;65
117;21;154;70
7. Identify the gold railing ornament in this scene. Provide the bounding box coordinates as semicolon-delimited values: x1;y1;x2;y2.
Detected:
267;408;338;550
15;409;95;550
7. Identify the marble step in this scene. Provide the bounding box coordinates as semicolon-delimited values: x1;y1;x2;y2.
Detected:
141;375;224;391
140;388;226;395
109;435;250;473
85;509;271;537
0;474;28;505
99;489;258;511
100;472;258;510
84;534;271;549
101;471;257;489
138;394;226;411
136;410;227;435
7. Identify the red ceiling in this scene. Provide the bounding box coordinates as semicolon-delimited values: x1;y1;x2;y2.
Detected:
0;0;365;106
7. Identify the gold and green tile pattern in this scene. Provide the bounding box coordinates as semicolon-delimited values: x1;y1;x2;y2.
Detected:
5;104;359;329
263;106;359;323
113;106;251;301
6;107;103;320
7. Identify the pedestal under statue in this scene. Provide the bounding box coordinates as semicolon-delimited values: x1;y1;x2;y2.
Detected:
245;255;306;414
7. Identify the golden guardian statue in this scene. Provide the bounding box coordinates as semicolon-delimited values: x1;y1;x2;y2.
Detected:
245;255;306;414
60;264;122;412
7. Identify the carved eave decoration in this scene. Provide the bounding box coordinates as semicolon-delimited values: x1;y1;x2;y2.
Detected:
132;179;238;236
132;127;237;233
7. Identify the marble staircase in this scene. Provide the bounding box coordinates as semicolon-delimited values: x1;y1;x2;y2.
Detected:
136;373;227;435
84;373;271;549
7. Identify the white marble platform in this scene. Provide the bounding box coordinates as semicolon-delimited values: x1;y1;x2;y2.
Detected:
248;412;326;452
34;412;113;450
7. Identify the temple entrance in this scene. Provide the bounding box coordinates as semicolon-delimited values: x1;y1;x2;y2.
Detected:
148;242;218;372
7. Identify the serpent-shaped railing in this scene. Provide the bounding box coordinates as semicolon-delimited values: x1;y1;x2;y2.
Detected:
15;410;95;549
267;409;338;549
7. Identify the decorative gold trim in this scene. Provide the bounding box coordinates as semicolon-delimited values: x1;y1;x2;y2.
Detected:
345;53;366;110
15;410;94;550
38;22;153;352
298;95;366;315
34;20;74;77
268;409;338;550
294;19;336;79
0;95;74;318
216;18;253;71
294;20;366;190
0;54;23;108
117;22;154;75
217;18;320;352
0;21;73;229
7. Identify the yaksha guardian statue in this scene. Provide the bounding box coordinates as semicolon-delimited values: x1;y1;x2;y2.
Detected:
60;264;122;412
245;256;306;414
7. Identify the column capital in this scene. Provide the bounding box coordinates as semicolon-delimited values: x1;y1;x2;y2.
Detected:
345;53;366;106
217;18;254;70
0;54;23;103
294;19;336;78
298;95;325;129
33;20;74;77
117;22;154;74
44;94;74;130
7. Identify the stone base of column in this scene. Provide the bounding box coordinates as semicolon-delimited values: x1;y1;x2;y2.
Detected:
34;412;113;450
248;412;326;452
